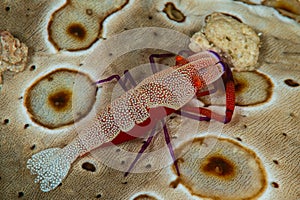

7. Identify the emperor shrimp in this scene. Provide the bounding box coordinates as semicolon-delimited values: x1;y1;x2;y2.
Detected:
27;50;235;192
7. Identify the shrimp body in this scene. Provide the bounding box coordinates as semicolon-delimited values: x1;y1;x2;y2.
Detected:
27;51;225;192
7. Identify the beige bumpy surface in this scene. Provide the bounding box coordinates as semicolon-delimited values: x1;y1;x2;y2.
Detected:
0;0;299;199
189;13;260;71
0;31;28;84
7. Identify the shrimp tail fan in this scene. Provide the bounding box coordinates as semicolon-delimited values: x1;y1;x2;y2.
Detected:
27;148;71;192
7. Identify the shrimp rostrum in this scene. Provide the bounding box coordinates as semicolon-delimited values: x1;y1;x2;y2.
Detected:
27;50;235;192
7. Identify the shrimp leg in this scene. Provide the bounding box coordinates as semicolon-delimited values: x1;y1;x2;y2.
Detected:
97;52;176;89
162;119;180;176
196;81;219;96
174;109;211;122
124;118;180;177
174;61;235;124
149;53;175;73
94;70;137;91
125;52;234;177
124;53;188;176
124;123;158;177
96;52;175;91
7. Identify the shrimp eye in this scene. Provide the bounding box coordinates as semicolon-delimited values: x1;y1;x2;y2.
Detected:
176;55;184;62
193;76;202;89
176;55;188;66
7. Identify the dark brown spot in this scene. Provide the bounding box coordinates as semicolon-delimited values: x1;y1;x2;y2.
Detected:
271;182;279;188
30;65;36;71
30;144;36;150
282;133;287;137
148;16;153;20
234;77;248;94
236;137;242;142
146;164;151;169
5;7;10;11
273;160;279;165
66;23;86;41
3;119;9;124
201;155;235;179
121;160;125;165
284;79;299;87
243;124;247;128
86;9;93;15
24;124;29;129
96;193;102;198
48;90;72;112
18;96;23;100
116;148;121;152
18;192;24;198
121;181;128;184
163;2;186;23
82;162;96;172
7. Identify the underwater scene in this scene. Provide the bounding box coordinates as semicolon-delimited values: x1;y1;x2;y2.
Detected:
0;0;299;199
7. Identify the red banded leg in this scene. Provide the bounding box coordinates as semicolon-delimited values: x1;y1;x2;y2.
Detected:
222;61;235;123
175;62;235;124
